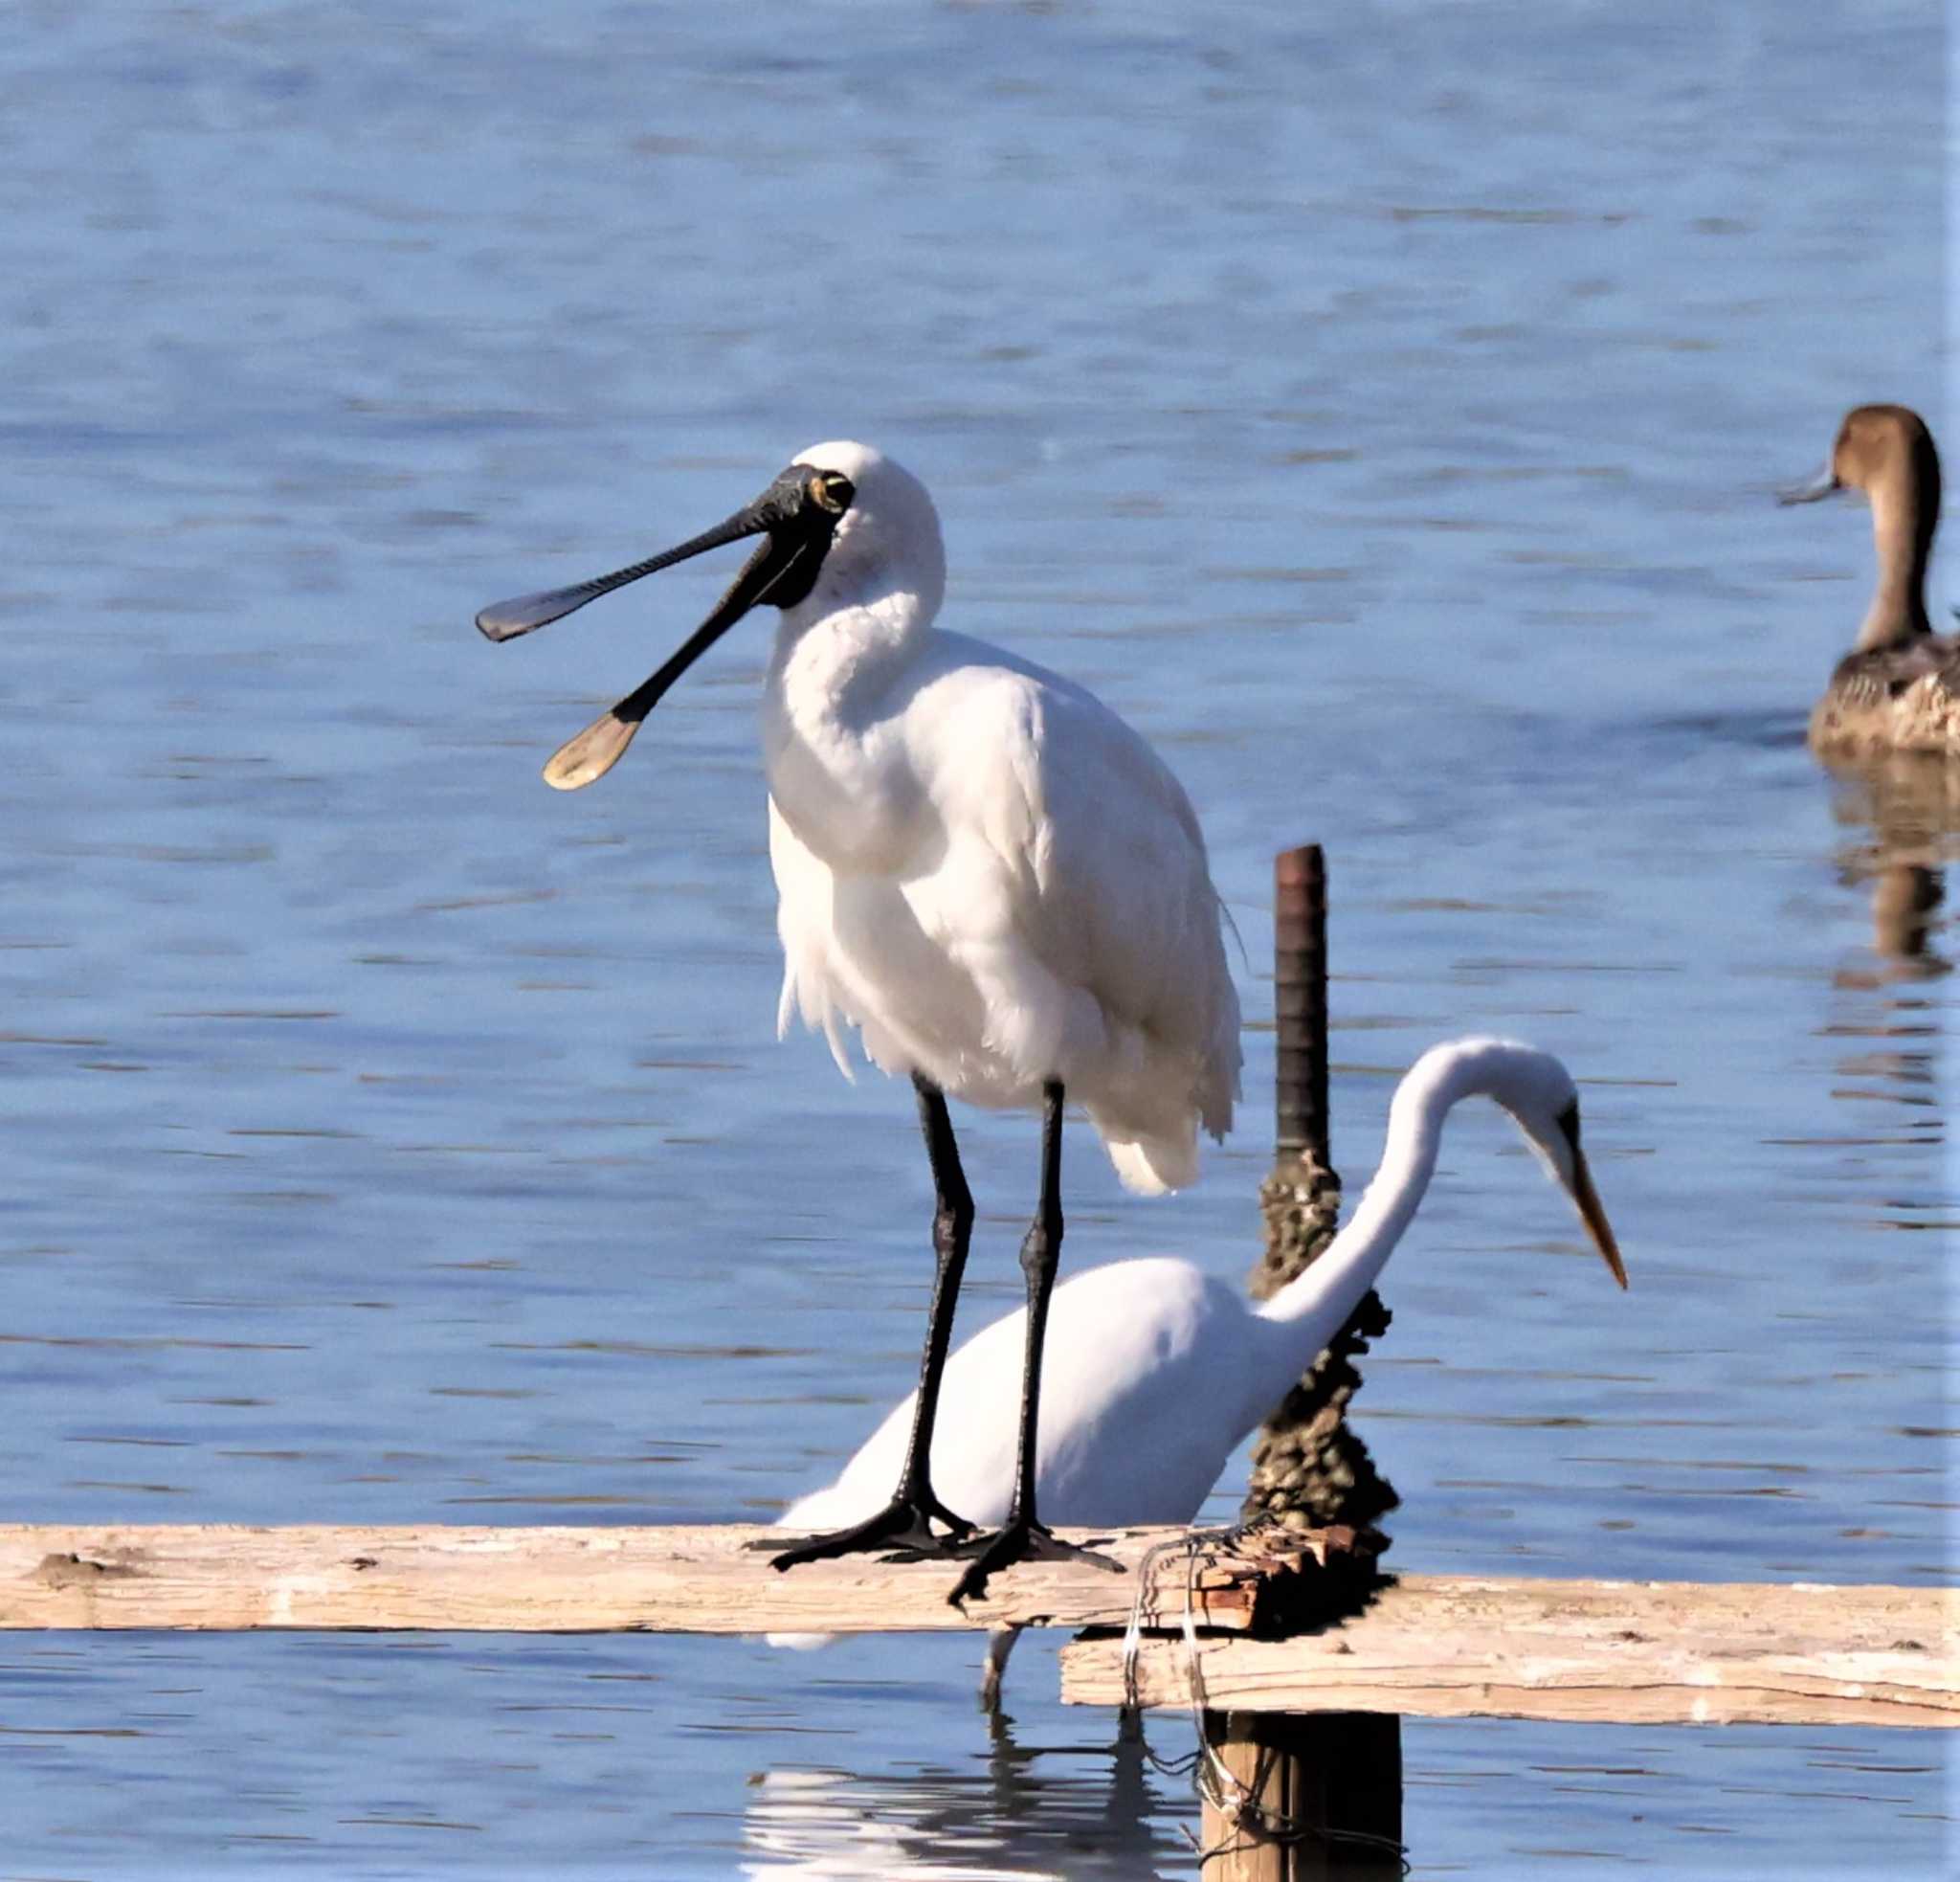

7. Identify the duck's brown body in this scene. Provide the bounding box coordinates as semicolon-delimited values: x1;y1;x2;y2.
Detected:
1810;637;1960;757
1785;404;1956;758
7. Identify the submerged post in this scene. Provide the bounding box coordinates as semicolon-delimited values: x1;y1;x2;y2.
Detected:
1205;844;1403;1876
1203;1712;1403;1881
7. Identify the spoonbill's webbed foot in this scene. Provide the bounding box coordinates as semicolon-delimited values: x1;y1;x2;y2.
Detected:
766;1491;975;1572
945;1517;1123;1607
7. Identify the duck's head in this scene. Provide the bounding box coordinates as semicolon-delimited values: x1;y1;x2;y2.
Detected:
476;441;944;790
1779;403;1941;519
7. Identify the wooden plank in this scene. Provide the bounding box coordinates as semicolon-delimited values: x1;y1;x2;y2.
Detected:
0;1522;1366;1636
1061;1574;1959;1728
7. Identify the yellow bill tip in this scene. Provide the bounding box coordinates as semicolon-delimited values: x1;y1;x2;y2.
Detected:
1570;1147;1627;1290
542;713;639;792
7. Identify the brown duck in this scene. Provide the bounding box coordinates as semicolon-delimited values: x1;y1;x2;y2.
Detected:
1781;404;1958;757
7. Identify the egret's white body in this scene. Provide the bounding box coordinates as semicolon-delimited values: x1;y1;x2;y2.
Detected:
763;444;1239;1193
770;1038;1627;1689
781;1251;1243;1533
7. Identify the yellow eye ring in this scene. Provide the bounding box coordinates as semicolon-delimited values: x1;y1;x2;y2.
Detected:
808;473;852;515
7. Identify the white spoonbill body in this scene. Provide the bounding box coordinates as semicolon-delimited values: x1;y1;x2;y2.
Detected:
478;443;1241;1603
772;1036;1627;1700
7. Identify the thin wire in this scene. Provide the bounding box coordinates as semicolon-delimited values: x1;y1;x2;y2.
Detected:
1119;1521;1411;1874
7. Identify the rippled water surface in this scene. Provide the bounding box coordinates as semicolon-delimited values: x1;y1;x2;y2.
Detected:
0;2;1951;1875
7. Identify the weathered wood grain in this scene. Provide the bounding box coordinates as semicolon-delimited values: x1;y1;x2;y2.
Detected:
0;1522;1359;1636
1061;1573;1958;1728
11;1525;1948;1731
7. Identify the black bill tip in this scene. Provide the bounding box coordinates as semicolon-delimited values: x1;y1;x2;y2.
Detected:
476;584;599;641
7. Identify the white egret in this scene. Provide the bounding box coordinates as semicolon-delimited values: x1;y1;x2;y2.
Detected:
1780;404;1959;756
477;443;1241;1603
769;1036;1627;1702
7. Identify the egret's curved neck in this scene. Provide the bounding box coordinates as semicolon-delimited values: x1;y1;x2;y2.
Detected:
1243;1043;1518;1421
1860;459;1939;652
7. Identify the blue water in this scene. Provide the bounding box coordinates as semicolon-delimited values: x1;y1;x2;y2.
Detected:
0;2;1950;1874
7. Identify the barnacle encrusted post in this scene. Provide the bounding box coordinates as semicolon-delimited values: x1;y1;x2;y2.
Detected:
1239;845;1399;1534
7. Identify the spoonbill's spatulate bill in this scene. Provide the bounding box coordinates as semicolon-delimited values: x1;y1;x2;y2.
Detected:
773;1036;1627;1700
478;443;1242;1603
1779;403;1959;757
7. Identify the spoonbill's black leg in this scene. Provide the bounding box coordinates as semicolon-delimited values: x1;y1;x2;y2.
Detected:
768;1072;977;1568
947;1081;1121;1606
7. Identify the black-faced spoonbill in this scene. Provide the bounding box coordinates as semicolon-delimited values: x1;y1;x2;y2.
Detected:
1779;404;1959;757
771;1036;1627;1701
477;443;1242;1603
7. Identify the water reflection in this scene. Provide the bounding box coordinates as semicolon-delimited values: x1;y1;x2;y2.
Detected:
1823;754;1960;979
743;1708;1181;1880
1806;755;1951;1243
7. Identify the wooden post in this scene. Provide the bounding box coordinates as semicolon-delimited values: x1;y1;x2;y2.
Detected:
1201;1713;1402;1881
1204;1712;1303;1882
1242;848;1396;1535
1272;844;1330;1166
1212;844;1405;1876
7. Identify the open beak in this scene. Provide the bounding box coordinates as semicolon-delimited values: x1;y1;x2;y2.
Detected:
1567;1145;1627;1289
1776;463;1840;506
476;468;838;790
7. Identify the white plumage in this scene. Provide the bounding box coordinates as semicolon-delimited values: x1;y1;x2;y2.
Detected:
478;440;1242;1598
779;1252;1240;1536
763;443;1239;1193
771;1037;1627;1693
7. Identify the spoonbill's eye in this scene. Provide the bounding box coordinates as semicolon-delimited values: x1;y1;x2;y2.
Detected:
809;471;854;514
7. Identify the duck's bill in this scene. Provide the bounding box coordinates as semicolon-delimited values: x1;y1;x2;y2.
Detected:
1776;464;1840;506
1569;1146;1628;1289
